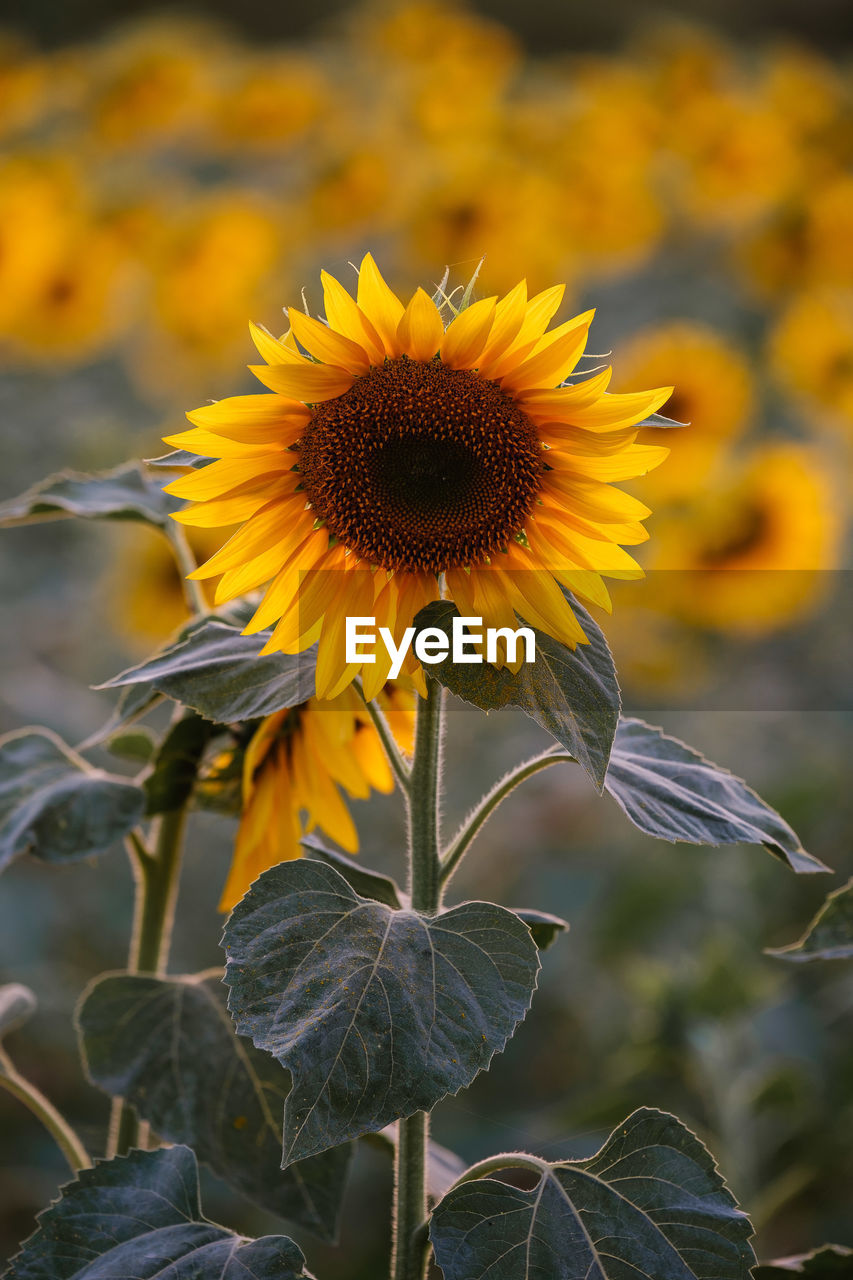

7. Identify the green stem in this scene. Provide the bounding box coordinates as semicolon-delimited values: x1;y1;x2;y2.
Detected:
391;677;444;1280
0;1049;91;1173
448;1150;549;1187
108;802;192;1157
357;684;411;793
440;751;573;888
165;523;208;616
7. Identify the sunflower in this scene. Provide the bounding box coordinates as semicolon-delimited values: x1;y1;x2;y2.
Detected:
209;683;415;912
164;254;671;699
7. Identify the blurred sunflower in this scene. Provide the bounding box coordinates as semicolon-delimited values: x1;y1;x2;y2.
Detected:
613;322;753;499
768;289;853;428
165;254;671;699
108;526;225;648
645;444;839;632
208;683;415;911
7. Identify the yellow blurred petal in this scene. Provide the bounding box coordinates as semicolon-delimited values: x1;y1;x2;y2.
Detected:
397;287;444;362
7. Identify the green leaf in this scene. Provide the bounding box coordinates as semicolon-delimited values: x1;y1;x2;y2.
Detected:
77;971;352;1241
0;983;37;1037
414;597;619;790
100;615;317;724
430;1107;755;1280
766;879;853;962
143;713;214;816
301;834;404;908
5;1145;311;1280
511;907;569;951
223;859;539;1166
754;1245;853;1277
0;728;145;872
604;719;828;874
105;728;158;763
0;462;180;529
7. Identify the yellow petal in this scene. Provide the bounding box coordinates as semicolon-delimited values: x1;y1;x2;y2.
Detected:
562;386;673;429
321;269;385;364
519;367;613;413
500;311;594;393
314;569;375;699
186;394;310;444
397;288;444;362
357;252;405;357
190;495;306;579
163;427;287;459
243;528;328;633
439;296;497;369
171;478;295;528
483;283;566;378
249;321;302;365
163;455;292;501
288;308;371;374
543;443;670;482
476;280;528;368
250;361;354;402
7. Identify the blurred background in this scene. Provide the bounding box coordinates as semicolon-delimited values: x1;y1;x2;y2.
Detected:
0;0;852;1274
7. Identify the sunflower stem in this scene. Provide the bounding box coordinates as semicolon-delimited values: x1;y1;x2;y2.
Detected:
357;684;412;793
108;797;193;1158
0;1048;91;1174
165;522;208;616
391;676;444;1280
440;751;575;889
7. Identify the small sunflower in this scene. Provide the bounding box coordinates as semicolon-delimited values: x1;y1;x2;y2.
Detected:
165;255;671;698
208;684;414;912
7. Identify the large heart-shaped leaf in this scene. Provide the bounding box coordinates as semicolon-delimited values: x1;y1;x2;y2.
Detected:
100;615;317;723
430;1107;755;1280
414;597;619;789
300;835;405;909
5;1145;311;1280
604;719;828;874
223;860;539;1166
766;879;853;961
0;728;144;872
0;462;180;529
77;971;351;1240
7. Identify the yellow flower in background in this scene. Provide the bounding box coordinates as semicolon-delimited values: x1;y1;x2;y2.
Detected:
407;157;571;296
84;18;221;147
132;193;282;397
644;444;839;632
768;290;853;428
613;322;753;499
107;526;225;649
0;155;82;335
165;255;671;699
210;52;328;150
214;683;415;911
0;33;47;138
670;90;801;230
758;45;844;143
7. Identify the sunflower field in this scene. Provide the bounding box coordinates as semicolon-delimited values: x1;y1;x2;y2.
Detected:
0;3;851;1279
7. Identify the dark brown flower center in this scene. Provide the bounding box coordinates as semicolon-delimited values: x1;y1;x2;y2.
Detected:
297;356;543;573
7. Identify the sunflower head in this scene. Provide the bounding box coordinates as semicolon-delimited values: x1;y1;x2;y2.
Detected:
165;254;672;700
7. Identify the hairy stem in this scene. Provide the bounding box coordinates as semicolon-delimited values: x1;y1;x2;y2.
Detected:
0;1049;91;1173
441;751;574;888
108;802;192;1157
165;523;208;616
391;676;445;1280
357;684;412;793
